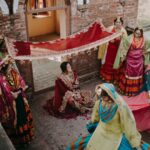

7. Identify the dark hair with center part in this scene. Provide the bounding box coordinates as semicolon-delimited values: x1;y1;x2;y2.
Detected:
101;90;112;101
134;27;143;37
60;61;70;73
114;17;123;25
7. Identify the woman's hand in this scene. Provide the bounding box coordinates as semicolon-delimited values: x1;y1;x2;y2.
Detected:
59;106;65;113
11;91;21;98
73;84;80;89
110;39;115;43
86;121;92;125
143;51;150;54
23;85;28;91
95;85;102;96
136;147;142;150
120;56;125;63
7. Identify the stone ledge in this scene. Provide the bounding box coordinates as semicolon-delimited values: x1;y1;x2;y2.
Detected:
0;123;15;150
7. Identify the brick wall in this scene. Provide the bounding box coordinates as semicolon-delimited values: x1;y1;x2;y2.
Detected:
32;59;61;92
0;0;140;93
0;1;27;40
32;49;99;93
69;49;100;83
71;0;139;33
22;0;140;92
0;2;33;96
138;0;150;27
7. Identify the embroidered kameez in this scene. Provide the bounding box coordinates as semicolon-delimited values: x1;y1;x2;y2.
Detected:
114;35;150;96
43;71;93;118
66;83;150;150
0;66;34;146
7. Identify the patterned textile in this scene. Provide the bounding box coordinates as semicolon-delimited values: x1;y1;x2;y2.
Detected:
122;65;150;132
0;66;34;146
118;65;143;96
113;35;150;96
67;124;150;150
43;71;93;119
67;83;150;150
5;21;121;60
99;101;118;123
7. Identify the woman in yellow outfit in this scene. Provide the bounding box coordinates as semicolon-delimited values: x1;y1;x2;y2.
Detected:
66;83;150;150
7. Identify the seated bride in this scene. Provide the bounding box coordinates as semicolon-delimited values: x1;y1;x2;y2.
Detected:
43;61;94;118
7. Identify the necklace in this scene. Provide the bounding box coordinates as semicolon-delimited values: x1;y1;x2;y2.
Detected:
133;37;144;49
6;70;15;87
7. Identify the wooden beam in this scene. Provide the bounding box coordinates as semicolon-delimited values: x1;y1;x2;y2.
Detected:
26;5;67;14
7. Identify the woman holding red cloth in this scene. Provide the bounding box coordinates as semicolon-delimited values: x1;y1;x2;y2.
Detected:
99;17;127;82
